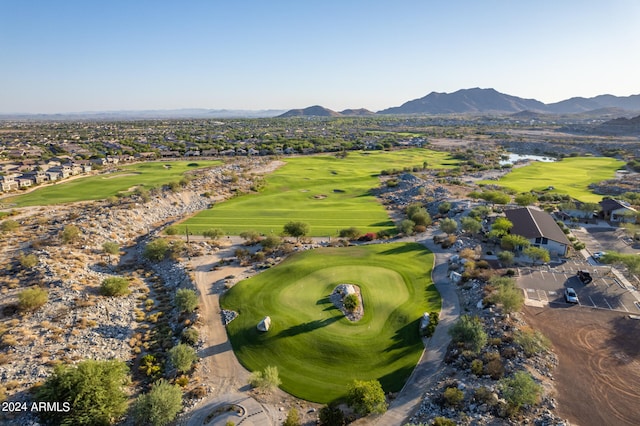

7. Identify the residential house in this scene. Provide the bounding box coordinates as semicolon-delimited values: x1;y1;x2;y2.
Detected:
504;206;570;257
0;174;19;192
600;199;638;224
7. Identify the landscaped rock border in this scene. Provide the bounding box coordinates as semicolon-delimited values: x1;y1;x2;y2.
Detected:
330;284;364;322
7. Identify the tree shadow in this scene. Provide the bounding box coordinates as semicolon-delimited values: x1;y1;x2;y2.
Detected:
379;244;431;256
275;316;342;339
605;315;640;360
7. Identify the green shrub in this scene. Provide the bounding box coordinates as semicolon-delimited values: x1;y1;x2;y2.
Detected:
164;226;178;236
485;358;505;380
283;407;301;426
499;371;542;411
144;238;169;262
1;219;19;233
61;225;80;244
181;327;199;345
250;365;281;394
443;387;464;408
133;379;183;426
102;241;120;255
471;359;484;376
514;327;551;356
100;277;130;297
473;386;498;406
338;227;362;240
175;288;198;313
448;315;487;353
343;293;359;312
319;403;345;426
18;287;48;311
19;253;38;269
433;417;457;426
36;359;129;425
168;344;197;373
347;379;387;415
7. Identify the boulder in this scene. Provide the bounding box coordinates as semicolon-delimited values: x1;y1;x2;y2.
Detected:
257;316;271;332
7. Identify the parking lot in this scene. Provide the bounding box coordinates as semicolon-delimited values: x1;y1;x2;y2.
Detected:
517;257;640;313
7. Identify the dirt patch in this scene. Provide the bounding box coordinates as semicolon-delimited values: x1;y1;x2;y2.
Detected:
312;194;327;199
522;306;640;426
101;173;140;179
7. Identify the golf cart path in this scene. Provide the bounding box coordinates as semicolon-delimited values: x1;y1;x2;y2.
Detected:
373;235;460;425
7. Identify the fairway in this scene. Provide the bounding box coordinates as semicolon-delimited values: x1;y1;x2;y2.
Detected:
183;149;457;236
221;242;439;403
1;161;220;207
482;157;624;202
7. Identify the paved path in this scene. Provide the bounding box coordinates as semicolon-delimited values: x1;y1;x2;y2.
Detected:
375;234;460;425
187;392;270;426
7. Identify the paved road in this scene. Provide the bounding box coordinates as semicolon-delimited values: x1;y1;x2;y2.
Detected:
375;234;460;425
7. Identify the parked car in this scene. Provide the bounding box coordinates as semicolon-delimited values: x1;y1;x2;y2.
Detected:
576;270;593;284
592;251;606;260
564;287;579;304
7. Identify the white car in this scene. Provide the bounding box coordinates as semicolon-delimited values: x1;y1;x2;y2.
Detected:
564;287;579;304
592;251;606;260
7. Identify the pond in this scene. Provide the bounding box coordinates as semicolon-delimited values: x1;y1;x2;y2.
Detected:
499;153;556;165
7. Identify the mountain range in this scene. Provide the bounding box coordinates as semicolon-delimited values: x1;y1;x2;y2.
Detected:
278;88;640;117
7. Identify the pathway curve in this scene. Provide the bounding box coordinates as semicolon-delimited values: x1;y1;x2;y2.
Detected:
374;233;460;425
186;245;272;426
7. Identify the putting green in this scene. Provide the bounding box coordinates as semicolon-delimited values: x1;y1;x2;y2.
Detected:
481;157;624;202
221;242;439;403
183;149;457;236
1;160;221;207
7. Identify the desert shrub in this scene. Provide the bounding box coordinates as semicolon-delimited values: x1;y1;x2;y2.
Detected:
164;226;178;236
1;219;19;233
144;238;169;262
100;276;130;297
473;386;498;406
485;358;505;380
133;379;182;426
343;293;359;312
175;288;198;313
18;287;48;312
250;365;281;393
443;387;464;408
36;359;129;426
283;407;301;426
448;315;487;353
168;344;197;373
499;371;542;411
102;241;120;255
181;327;199;345
19;253;38;269
471;359;484;376
433;417;456;426
139;354;162;378
61;224;81;244
338;227;362;240
501;346;517;359
514;327;551;356
414;224;427;233
347;379;387;415
319;403;345;426
202;228;225;241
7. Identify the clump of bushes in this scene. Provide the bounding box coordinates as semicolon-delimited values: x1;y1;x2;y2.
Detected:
18;287;48;311
100;277;130;297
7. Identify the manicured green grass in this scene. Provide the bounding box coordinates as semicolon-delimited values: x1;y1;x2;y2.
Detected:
183;149;457;236
221;242;439;403
1;161;220;207
481;157;624;202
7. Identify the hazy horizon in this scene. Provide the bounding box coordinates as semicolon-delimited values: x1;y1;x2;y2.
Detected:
2;0;639;114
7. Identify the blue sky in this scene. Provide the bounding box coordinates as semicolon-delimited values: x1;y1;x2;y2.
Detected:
1;0;639;113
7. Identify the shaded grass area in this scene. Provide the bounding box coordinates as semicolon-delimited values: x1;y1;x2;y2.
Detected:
221;242;439;403
183;149;457;236
481;157;624;202
2;161;220;207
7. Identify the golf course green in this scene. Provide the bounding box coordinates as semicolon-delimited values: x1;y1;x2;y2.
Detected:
482;157;624;202
221;242;438;403
182;149;457;236
1;161;220;207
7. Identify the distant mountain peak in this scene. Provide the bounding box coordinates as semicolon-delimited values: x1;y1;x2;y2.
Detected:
277;105;342;118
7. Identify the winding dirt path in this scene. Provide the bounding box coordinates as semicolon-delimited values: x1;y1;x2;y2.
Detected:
189;249;252;396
